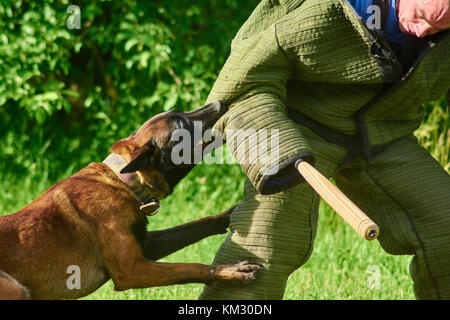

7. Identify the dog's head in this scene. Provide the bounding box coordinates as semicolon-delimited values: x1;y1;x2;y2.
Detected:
109;100;226;200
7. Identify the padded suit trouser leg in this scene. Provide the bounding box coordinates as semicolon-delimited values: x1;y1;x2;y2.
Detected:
200;132;450;300
334;135;450;299
199;128;348;299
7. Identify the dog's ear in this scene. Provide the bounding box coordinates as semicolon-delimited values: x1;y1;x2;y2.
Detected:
120;141;160;174
109;138;134;156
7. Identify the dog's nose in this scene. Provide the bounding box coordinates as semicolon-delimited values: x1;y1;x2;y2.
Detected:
210;100;227;117
209;100;226;113
182;100;228;131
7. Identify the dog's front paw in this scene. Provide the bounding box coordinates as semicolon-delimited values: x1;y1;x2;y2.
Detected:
215;260;263;284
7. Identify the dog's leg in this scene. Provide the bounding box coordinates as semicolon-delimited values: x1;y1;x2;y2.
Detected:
99;211;261;291
143;205;235;261
112;259;260;291
0;270;31;300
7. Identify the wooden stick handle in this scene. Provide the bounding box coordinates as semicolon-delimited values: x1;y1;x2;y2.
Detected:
296;160;379;241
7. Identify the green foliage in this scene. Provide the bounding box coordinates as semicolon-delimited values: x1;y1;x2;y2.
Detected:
0;0;259;184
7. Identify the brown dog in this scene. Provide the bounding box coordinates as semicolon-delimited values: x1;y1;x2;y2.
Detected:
0;101;261;300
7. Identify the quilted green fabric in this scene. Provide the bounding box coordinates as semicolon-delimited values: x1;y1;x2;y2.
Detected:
207;0;450;193
200;131;450;299
200;0;450;300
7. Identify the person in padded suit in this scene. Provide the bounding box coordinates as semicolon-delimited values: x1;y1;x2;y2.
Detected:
199;0;450;299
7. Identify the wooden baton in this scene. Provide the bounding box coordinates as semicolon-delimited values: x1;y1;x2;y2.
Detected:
295;160;379;241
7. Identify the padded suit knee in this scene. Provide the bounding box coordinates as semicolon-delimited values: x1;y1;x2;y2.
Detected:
200;178;321;299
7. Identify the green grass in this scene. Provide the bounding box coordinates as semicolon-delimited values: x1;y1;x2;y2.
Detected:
414;99;450;172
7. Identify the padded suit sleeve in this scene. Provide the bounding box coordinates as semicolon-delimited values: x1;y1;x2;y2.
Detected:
207;24;314;195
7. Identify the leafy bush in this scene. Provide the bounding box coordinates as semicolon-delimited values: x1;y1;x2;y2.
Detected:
0;0;259;183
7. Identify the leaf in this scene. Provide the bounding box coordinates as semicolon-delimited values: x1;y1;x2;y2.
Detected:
74;42;82;53
36;92;59;101
62;99;72;113
163;93;178;111
34;108;46;124
124;38;139;52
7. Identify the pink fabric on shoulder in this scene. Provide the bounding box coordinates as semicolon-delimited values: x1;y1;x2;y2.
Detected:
397;0;450;37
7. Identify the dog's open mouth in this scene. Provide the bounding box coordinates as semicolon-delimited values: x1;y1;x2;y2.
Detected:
140;198;160;216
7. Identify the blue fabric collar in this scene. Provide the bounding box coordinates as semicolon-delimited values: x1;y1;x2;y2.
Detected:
348;0;406;45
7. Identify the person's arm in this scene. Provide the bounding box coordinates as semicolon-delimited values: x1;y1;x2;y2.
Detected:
207;24;314;195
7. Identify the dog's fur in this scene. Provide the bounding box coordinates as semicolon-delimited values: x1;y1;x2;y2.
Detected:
0;101;260;300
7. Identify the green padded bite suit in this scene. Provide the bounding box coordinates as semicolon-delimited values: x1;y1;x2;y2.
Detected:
199;0;450;299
